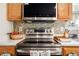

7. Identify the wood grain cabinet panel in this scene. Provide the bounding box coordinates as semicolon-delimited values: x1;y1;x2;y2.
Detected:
0;46;16;56
63;46;79;56
7;3;22;21
57;3;72;21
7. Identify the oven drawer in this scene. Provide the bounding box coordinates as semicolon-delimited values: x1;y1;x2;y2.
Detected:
16;48;62;56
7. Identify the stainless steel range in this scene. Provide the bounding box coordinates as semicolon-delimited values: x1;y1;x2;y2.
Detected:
16;28;62;56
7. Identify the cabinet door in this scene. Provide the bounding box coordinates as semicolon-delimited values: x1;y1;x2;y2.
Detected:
7;3;22;21
57;3;72;21
0;46;16;56
63;46;79;56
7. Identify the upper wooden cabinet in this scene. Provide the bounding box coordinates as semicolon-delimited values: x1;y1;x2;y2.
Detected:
7;3;22;21
57;3;72;21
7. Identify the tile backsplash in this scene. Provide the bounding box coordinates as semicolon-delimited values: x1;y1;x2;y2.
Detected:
14;20;66;34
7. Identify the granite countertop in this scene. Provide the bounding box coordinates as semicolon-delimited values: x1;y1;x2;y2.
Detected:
1;34;79;46
0;39;24;46
0;35;25;46
58;38;79;46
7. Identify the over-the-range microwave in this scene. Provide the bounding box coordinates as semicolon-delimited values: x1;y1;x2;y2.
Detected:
22;3;57;21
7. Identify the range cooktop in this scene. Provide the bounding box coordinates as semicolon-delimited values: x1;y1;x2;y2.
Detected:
17;38;61;48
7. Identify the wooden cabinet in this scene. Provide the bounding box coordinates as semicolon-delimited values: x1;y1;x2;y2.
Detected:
0;46;16;56
57;3;72;21
63;46;79;56
7;3;72;21
7;3;22;21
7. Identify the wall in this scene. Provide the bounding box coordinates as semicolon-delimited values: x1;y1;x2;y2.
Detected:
0;3;66;41
72;3;79;27
0;3;13;41
0;3;79;41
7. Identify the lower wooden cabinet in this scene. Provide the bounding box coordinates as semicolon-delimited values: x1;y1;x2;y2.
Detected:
63;46;79;56
0;46;16;56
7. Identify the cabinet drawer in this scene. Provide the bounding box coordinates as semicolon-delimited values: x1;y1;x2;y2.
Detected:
0;46;16;56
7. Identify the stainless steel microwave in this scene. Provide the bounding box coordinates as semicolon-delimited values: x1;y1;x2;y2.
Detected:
22;3;57;20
